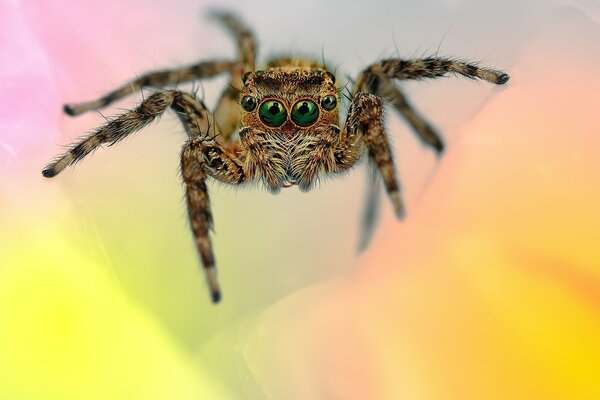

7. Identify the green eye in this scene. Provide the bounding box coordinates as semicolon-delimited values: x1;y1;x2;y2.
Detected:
259;100;287;127
291;100;319;127
320;95;337;111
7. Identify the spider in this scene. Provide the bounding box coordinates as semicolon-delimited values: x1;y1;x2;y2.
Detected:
42;11;509;303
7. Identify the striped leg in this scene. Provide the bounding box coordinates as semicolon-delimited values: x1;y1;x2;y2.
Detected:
348;91;404;251
181;137;245;303
210;11;256;71
42;90;215;178
353;92;404;219
64;60;235;116
289;92;402;216
357;57;509;152
45;88;247;303
357;74;444;153
358;168;382;251
353;57;509;248
353;67;443;249
383;82;444;153
363;57;510;84
211;11;258;141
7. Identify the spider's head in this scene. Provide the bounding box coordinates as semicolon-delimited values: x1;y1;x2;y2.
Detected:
237;66;341;193
238;67;338;134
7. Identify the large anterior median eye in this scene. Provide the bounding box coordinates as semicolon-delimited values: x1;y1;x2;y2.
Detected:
259;100;287;127
291;100;319;127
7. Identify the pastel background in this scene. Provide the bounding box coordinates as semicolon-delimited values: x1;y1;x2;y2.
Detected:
1;0;599;399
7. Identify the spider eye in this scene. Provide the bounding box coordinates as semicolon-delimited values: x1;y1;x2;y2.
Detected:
241;95;257;112
291;100;319;127
320;95;337;111
259;100;287;127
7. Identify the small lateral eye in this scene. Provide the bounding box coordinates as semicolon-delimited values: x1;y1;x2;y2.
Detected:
320;95;337;111
259;100;287;127
291;100;319;127
241;95;257;112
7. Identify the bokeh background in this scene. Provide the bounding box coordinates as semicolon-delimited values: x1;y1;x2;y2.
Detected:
1;0;599;398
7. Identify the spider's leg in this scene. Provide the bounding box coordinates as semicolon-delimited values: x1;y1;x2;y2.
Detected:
347;92;404;251
337;91;404;221
210;10;256;71
64;60;235;116
46;88;247;302
181;136;245;303
211;11;257;141
356;57;510;153
357;74;444;153
354;75;428;250
289;92;401;218
212;67;243;142
362;57;509;84
351;58;509;247
358;167;382;252
353;92;404;219
384;82;444;153
176;91;247;302
43;90;216;177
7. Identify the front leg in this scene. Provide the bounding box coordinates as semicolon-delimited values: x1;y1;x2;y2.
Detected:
356;57;509;154
343;92;404;250
43;90;216;177
357;74;444;153
180;137;246;303
350;92;404;218
326;92;403;217
290;92;403;217
362;57;509;84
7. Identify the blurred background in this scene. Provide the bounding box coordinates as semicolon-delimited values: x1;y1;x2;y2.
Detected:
1;0;599;398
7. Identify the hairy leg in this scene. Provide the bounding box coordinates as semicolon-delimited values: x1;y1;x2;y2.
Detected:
210;11;256;71
350;92;404;251
383;82;444;153
64;60;235;116
211;11;258;141
45;87;247;302
357;74;444;153
352;57;509;247
43;90;216;177
353;93;404;218
181;137;245;303
354;73;439;250
356;57;509;152
361;57;509;84
289;92;402;218
358;168;382;252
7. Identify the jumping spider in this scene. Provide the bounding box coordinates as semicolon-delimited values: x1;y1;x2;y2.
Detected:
42;12;509;303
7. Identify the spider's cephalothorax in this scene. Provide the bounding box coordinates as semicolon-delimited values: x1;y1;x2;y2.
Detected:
42;11;509;303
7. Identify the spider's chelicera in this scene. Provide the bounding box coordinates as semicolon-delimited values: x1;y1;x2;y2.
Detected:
42;11;509;303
